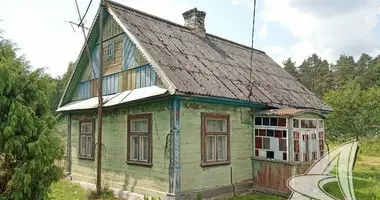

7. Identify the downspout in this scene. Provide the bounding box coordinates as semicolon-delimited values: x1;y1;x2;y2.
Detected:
66;113;72;180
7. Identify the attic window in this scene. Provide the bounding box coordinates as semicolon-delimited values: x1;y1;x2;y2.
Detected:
107;41;115;60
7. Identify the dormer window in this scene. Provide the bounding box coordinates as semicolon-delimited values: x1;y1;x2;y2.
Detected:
107;41;114;60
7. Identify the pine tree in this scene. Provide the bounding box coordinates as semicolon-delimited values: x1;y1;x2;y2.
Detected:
0;34;64;199
297;54;333;97
283;58;299;80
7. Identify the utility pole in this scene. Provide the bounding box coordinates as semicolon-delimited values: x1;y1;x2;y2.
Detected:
96;0;105;193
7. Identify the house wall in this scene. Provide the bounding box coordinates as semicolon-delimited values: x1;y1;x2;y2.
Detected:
69;101;171;198
180;101;254;196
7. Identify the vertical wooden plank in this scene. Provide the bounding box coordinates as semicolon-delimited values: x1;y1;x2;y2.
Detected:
151;69;157;86
131;68;136;89
127;70;132;90
114;73;119;93
136;67;141;89
145;65;151;87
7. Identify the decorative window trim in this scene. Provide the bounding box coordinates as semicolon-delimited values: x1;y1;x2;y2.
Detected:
126;113;153;167
107;40;115;61
201;113;231;167
78;119;95;160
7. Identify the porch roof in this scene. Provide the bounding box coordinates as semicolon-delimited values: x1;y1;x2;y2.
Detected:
254;108;325;118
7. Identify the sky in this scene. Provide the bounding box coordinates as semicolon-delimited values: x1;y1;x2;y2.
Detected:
1;0;380;77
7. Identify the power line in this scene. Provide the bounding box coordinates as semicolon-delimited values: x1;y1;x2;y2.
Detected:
248;0;257;99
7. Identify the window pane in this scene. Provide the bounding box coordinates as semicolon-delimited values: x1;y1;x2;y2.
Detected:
130;136;139;160
263;117;270;126
263;138;270;150
278;118;286;127
255;117;262;125
279;139;287;151
310;120;317;128
270;118;278;126
81;123;92;133
217;136;227;161
266;151;274;159
140;136;149;161
206;136;216;161
80;135;86;156
86;136;92;157
131;119;148;132
293;119;299;128
267;129;274;137
319;120;324;129
301;120;307;128
206;119;226;132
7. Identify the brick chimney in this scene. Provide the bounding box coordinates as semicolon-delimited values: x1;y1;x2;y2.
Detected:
182;8;206;37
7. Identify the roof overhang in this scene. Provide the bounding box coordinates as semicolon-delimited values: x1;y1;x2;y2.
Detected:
56;86;168;112
254;108;326;118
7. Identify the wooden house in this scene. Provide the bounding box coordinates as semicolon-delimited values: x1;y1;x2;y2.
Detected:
57;1;331;199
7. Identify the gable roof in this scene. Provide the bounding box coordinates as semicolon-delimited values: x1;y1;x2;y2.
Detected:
58;1;331;111
106;1;331;111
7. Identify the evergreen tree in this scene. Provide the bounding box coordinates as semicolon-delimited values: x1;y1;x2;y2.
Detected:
297;54;333;97
331;55;356;88
283;58;299;80
0;34;63;199
354;53;372;88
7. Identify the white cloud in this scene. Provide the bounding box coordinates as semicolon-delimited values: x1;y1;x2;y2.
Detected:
263;45;292;66
258;23;267;39
261;0;380;64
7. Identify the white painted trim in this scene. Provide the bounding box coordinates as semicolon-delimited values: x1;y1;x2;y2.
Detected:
107;6;177;95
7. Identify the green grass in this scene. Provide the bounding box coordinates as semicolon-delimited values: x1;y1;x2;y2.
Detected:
48;180;118;200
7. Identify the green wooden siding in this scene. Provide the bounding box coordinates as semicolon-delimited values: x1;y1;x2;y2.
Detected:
180;101;254;192
69;101;170;197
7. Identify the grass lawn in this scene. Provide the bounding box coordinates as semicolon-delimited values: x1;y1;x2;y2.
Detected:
48;180;118;200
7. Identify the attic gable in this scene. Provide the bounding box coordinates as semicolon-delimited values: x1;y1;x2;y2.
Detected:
59;7;167;108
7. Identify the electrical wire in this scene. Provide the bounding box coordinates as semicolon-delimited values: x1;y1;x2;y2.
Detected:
248;0;257;99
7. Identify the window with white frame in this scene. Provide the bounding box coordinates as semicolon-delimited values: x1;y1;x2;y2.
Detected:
292;118;325;163
201;113;230;166
79;120;95;159
107;41;115;61
127;114;152;165
254;117;288;161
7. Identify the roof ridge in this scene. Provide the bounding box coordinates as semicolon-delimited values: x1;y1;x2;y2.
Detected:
106;0;266;54
106;0;189;30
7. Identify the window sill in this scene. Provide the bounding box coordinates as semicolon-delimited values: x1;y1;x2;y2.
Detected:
78;156;95;161
200;161;231;167
125;160;153;167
